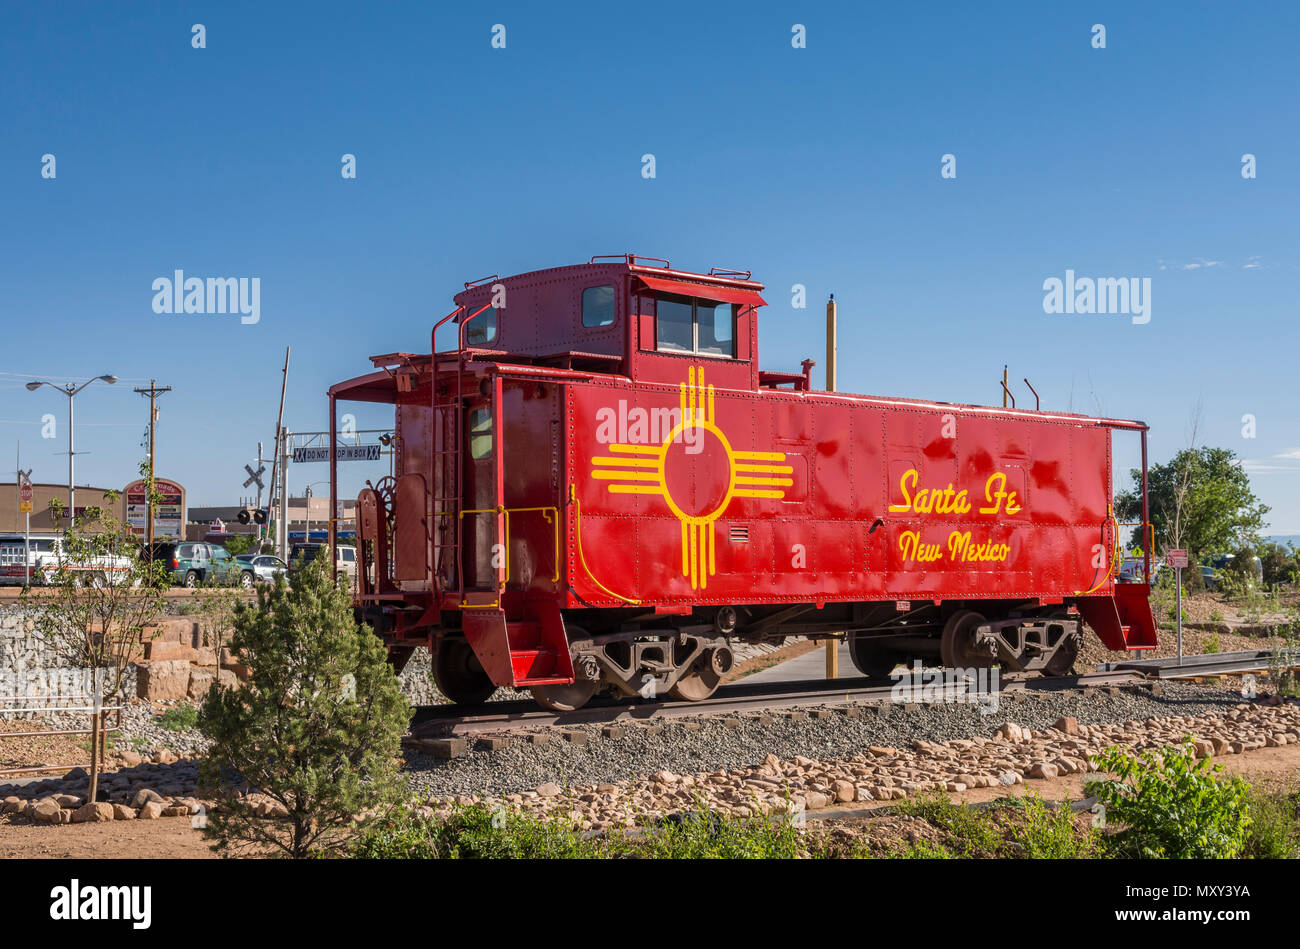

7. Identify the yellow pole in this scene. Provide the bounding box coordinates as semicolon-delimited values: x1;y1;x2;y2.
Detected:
825;295;839;680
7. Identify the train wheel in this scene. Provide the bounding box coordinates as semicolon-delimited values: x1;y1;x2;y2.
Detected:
668;645;732;702
531;679;599;712
532;632;600;711
433;639;497;705
848;634;900;678
940;610;994;669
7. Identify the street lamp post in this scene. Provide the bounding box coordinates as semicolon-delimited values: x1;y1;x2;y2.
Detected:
26;375;118;516
304;481;329;542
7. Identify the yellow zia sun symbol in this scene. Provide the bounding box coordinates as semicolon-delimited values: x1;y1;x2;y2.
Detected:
591;366;791;590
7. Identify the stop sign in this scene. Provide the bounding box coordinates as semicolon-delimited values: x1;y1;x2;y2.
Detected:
18;482;33;504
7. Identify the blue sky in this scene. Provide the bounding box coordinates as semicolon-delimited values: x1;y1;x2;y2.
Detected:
1;1;1297;533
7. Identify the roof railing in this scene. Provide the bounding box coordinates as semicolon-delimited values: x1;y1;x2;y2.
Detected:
589;253;671;269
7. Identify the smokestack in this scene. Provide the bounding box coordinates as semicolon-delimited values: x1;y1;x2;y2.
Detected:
825;294;837;393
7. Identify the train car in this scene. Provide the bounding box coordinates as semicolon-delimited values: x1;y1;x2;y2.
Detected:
327;255;1157;710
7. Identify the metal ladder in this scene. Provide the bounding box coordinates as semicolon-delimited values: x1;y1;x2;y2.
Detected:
429;303;494;597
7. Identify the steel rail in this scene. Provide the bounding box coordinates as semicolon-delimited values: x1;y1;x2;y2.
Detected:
408;669;1147;738
1105;648;1300;680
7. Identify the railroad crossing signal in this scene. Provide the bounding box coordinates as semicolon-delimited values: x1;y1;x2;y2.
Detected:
243;463;266;490
17;469;33;513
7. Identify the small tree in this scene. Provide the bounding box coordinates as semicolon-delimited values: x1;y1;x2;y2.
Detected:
22;495;167;804
197;559;411;857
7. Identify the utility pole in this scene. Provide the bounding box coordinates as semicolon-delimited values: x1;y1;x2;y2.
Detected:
825;294;839;680
279;429;291;562
267;348;290;559
133;380;172;555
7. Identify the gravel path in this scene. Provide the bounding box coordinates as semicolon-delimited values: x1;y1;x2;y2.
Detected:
402;681;1244;800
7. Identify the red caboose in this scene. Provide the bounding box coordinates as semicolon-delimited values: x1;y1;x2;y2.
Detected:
327;255;1157;710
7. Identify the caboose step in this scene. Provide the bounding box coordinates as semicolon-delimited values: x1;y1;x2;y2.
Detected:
462;608;575;688
507;623;562;681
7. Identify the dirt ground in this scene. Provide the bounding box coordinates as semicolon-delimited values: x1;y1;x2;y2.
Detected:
4;735;1297;859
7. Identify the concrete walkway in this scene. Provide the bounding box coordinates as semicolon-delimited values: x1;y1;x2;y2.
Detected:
741;641;855;684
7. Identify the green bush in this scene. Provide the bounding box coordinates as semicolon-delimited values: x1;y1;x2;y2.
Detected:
892;790;1006;857
1088;742;1252;858
634;807;808;859
1242;787;1300;859
1011;793;1097;859
157;704;199;732
350;803;817;859
352;805;603;859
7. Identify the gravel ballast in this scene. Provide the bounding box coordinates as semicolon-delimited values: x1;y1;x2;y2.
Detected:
402;681;1246;800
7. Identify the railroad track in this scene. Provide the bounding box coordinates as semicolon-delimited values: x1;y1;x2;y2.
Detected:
406;668;1148;744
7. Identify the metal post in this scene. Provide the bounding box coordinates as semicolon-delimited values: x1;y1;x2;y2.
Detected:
825;294;839;680
256;440;264;543
328;401;337;581
67;390;75;515
279;430;290;562
1176;564;1183;662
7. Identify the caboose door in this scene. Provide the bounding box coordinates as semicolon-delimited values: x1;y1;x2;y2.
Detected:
460;379;506;597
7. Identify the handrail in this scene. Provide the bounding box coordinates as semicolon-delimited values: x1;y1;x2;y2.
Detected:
568;485;641;605
459;506;562;587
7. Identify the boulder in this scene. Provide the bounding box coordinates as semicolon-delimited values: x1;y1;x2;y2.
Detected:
137;659;192;701
138;801;164;820
146;640;199;662
71;802;116;823
30;799;63;823
111;804;136;821
131;788;164;809
187;669;216;700
1053;716;1080;736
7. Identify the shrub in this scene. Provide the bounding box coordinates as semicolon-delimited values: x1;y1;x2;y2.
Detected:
1088;742;1252;858
198;559;411;857
1011;793;1097;859
157;705;199;732
1242;786;1300;859
350;803;818;859
352;805;604;859
892;790;1005;857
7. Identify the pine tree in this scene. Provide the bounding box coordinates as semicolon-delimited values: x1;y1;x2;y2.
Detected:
197;559;410;857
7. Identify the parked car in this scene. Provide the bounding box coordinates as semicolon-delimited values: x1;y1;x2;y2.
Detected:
153;542;256;588
237;553;287;584
1201;565;1222;592
1;534;135;587
288;542;357;581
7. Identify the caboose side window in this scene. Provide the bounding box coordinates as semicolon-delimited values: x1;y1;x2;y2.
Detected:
468;408;493;459
654;293;735;357
582;285;616;327
465;306;497;346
